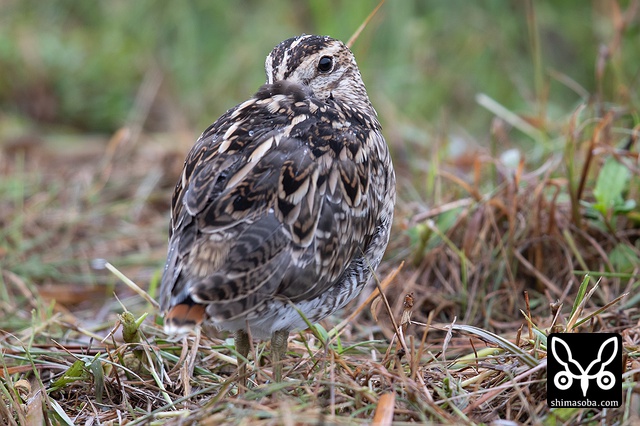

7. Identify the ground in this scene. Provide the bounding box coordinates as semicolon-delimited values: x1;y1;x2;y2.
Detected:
1;1;639;425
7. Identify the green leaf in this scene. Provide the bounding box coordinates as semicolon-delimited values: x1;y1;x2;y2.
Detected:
50;359;87;391
49;399;76;426
87;354;105;404
614;198;636;214
609;243;640;274
429;207;465;250
593;157;631;214
570;275;590;319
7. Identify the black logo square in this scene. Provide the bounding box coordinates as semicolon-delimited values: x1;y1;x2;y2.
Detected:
547;333;622;408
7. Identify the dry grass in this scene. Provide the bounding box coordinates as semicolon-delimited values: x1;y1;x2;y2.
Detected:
2;2;640;425
1;103;638;424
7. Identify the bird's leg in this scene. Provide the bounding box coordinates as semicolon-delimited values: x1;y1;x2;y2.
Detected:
271;329;289;382
234;329;250;390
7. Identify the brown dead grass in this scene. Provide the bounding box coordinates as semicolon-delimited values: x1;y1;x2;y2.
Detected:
0;107;639;424
1;1;640;422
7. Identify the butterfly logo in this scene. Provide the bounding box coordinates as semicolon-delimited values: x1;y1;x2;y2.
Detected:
551;335;617;397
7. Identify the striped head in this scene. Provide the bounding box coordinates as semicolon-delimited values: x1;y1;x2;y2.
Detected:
264;35;376;118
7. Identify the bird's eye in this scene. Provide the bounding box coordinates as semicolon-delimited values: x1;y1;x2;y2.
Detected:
317;56;333;73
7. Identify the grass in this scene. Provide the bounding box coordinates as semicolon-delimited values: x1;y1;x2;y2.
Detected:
1;0;640;424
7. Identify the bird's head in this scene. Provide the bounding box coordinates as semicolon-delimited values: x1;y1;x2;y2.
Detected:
265;34;375;117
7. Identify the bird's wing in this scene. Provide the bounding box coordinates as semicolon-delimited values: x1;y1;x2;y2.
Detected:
160;81;388;323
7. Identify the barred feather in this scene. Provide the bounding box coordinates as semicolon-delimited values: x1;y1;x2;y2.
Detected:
160;35;395;339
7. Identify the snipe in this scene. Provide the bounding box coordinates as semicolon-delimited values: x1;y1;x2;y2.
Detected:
159;34;396;383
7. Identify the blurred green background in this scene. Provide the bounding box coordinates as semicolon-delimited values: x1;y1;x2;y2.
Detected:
2;0;637;142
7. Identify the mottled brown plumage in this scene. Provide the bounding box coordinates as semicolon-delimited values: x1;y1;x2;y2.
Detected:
160;35;395;380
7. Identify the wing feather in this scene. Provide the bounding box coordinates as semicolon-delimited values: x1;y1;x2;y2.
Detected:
160;80;388;323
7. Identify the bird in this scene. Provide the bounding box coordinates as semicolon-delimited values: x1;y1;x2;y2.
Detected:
159;34;395;383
